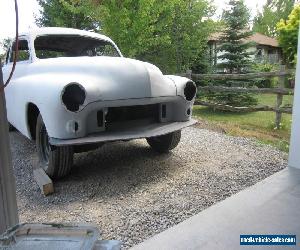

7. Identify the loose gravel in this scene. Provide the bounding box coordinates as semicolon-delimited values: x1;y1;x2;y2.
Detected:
10;126;287;249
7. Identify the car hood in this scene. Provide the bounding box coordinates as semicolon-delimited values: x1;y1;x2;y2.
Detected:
32;56;177;101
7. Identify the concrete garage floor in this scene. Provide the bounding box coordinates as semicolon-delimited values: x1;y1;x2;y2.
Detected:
132;167;300;250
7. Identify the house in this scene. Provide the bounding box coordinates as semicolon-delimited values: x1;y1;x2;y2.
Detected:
208;32;283;67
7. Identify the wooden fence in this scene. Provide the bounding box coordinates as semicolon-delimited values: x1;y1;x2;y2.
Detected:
182;65;294;129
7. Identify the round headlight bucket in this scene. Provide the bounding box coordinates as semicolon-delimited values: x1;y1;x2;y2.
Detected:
62;83;86;112
184;81;197;101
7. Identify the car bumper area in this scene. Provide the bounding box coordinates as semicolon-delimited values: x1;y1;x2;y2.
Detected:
49;119;197;146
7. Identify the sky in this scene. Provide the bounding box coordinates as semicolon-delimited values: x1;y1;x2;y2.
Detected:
0;0;266;43
213;0;266;18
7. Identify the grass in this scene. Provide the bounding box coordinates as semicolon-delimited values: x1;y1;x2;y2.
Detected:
193;94;294;152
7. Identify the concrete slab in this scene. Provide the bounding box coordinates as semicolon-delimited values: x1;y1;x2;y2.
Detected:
131;167;300;250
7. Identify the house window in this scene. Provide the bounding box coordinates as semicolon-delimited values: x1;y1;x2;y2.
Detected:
257;49;262;57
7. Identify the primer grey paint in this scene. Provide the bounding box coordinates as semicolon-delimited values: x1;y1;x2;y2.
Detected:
2;27;196;143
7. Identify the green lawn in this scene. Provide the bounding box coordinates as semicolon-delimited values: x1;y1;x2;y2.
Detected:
193;94;294;152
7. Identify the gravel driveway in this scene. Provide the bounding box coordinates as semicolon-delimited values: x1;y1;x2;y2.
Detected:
10;126;287;249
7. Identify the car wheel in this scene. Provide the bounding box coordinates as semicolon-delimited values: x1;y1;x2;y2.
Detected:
36;114;73;179
146;130;181;153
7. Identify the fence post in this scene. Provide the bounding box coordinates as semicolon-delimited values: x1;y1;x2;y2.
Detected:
186;69;192;79
275;65;285;129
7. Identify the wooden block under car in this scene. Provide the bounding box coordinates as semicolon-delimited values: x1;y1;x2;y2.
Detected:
33;168;54;195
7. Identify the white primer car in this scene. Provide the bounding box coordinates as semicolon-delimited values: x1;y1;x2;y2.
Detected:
2;27;197;178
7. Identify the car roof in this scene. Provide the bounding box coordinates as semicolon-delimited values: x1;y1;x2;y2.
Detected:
20;27;113;42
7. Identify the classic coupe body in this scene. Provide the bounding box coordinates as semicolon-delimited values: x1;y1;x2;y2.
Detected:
2;27;197;178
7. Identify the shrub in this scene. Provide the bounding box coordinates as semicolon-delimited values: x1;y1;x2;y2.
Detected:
251;63;279;88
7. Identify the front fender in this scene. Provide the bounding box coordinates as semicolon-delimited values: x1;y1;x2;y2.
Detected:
17;72;100;138
165;75;195;99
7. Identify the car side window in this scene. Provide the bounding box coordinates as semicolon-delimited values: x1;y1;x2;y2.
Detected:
9;40;30;63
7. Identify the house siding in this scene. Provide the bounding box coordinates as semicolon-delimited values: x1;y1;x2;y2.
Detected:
208;32;282;68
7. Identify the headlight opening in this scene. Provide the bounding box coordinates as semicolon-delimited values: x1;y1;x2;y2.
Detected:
184;81;197;101
62;83;86;112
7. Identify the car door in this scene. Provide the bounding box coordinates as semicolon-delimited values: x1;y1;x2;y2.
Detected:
2;38;31;130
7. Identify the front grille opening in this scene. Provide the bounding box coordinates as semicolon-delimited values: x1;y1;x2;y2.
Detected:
97;110;104;127
105;104;160;130
162;104;167;118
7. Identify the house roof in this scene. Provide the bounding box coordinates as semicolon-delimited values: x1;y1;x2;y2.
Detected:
248;33;279;47
209;32;280;47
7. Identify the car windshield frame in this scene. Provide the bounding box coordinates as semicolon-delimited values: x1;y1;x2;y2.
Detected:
34;34;121;60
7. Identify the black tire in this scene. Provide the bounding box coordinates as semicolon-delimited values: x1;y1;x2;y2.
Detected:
36;114;73;179
147;130;181;153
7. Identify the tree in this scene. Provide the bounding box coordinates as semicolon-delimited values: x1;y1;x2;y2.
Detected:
277;4;300;67
50;0;217;73
211;0;257;107
140;0;216;73
36;0;99;30
218;0;254;74
253;0;295;37
0;38;12;62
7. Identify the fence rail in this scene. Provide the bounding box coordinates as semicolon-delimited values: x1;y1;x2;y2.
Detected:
187;70;293;80
197;86;294;95
182;65;294;129
194;100;292;114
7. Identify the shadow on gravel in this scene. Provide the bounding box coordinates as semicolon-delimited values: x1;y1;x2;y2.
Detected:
56;141;175;200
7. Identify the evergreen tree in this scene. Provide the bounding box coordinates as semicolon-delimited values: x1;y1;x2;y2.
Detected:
210;0;257;107
218;0;254;73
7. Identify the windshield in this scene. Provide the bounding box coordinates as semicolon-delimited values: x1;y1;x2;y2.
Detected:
34;35;120;59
